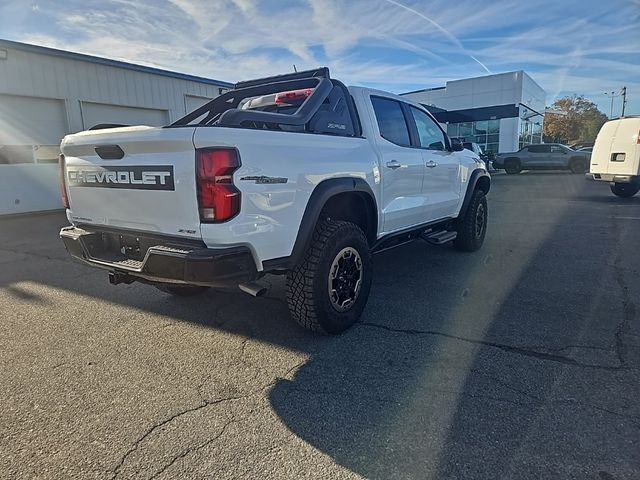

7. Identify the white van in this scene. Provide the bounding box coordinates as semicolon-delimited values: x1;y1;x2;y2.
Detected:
589;117;640;197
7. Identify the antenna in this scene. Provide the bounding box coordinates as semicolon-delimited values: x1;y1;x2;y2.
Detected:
293;64;297;73
621;86;627;117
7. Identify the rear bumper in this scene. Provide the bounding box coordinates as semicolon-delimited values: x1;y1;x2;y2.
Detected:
60;226;258;288
587;173;639;184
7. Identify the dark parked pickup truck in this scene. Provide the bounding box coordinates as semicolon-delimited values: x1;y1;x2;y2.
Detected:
493;143;591;174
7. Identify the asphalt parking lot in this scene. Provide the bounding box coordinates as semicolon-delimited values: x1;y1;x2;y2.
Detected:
1;172;639;480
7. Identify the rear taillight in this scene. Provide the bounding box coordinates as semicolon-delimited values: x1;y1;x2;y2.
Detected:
196;148;241;223
637;129;640;144
274;88;314;105
58;154;69;209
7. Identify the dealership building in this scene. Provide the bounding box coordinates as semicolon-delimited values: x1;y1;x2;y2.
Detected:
401;71;546;155
0;39;232;215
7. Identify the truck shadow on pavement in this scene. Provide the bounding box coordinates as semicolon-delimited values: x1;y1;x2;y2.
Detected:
267;188;639;478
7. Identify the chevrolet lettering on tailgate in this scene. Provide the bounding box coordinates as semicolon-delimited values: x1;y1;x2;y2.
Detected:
66;166;175;191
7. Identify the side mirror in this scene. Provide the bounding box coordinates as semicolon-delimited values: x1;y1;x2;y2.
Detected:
450;137;464;152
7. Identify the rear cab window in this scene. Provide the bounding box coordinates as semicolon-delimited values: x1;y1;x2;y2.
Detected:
371;97;411;147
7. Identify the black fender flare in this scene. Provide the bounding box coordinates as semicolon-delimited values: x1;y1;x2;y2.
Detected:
457;169;491;222
265;178;377;271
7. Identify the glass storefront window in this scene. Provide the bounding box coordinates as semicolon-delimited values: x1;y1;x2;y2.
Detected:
446;119;501;153
519;105;544;148
474;121;488;136
458;122;473;137
485;143;499;154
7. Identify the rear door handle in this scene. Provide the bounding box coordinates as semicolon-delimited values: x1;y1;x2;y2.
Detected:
386;160;403;170
426;160;438;168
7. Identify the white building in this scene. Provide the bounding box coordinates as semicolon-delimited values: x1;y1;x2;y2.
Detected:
401;71;546;154
0;39;232;215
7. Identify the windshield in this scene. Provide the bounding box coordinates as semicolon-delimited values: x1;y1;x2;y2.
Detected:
1;2;638;480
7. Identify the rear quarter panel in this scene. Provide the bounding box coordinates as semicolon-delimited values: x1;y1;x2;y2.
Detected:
193;126;379;268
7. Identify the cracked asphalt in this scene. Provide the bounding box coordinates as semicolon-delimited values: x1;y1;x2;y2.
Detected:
1;172;639;479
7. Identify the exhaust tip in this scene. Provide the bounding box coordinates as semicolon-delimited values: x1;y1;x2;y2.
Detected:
239;281;268;297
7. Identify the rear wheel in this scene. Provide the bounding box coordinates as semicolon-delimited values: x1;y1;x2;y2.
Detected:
504;158;521;174
454;189;488;252
286;219;372;334
610;183;640;198
155;285;209;296
569;158;589;174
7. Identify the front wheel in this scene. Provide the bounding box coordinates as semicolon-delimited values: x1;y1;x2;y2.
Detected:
454;189;488;252
610;183;640;198
286;219;372;334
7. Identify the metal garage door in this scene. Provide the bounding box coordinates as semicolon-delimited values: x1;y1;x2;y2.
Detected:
185;95;213;114
80;102;169;129
0;94;68;214
0;94;68;153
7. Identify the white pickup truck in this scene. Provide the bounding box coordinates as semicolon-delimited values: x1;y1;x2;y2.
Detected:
59;68;490;334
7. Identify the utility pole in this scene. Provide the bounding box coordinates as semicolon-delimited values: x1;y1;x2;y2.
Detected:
621;86;627;117
604;90;621;118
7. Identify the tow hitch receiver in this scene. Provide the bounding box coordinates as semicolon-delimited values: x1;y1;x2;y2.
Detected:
109;271;135;285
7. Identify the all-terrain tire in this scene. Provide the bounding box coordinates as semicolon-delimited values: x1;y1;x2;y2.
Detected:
610;183;640;198
454;189;488;252
286;219;372;334
504;158;521;174
155;285;209;296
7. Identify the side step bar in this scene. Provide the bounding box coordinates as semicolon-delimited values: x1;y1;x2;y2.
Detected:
372;225;457;254
421;230;457;245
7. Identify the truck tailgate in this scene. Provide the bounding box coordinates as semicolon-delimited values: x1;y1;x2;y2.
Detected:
61;125;202;239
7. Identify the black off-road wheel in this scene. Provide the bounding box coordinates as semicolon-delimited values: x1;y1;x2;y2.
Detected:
610;183;640;198
155;284;209;296
569;158;589;174
454;189;488;252
504;158;521;174
286;219;372;334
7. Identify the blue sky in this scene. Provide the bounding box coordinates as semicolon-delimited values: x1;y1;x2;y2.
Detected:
1;0;639;116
